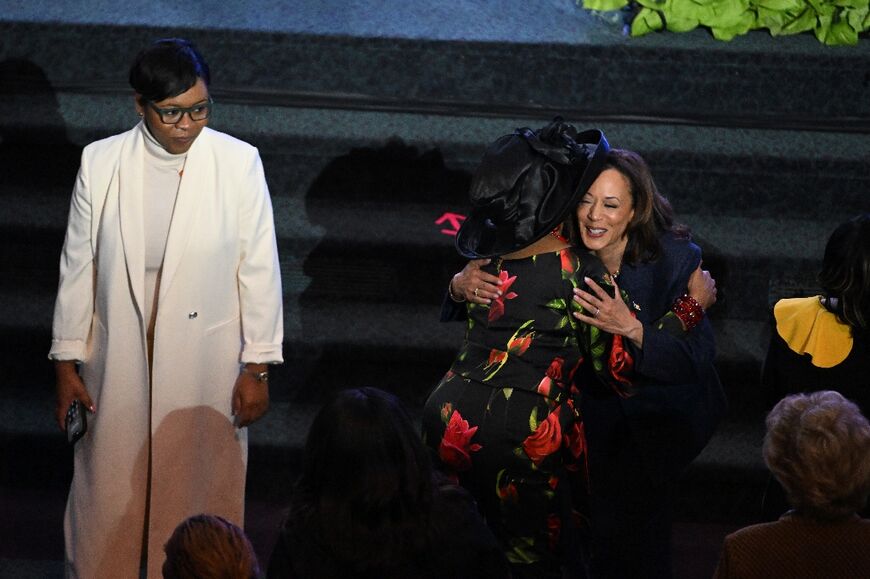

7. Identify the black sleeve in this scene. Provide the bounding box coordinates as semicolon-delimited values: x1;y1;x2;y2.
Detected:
761;323;795;410
440;290;468;322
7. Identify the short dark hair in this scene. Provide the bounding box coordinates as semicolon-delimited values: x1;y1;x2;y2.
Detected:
819;213;870;334
285;387;435;574
570;149;689;264
129;38;210;103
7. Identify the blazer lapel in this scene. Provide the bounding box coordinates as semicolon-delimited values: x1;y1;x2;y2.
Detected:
118;124;147;322
158;129;209;301
620;262;655;322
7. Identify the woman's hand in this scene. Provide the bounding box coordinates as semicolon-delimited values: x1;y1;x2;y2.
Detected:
573;276;644;348
688;265;717;311
449;259;503;304
232;365;270;428
54;360;95;431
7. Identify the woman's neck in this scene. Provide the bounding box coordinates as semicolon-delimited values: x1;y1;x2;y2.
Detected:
502;234;569;260
595;239;628;275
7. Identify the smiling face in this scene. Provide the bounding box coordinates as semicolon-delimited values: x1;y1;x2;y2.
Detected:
135;78;210;154
577;168;635;269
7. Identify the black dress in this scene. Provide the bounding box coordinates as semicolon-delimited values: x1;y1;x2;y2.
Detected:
424;248;618;579
762;296;870;415
760;295;870;520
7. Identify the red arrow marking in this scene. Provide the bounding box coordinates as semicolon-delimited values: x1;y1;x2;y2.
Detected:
436;212;466;236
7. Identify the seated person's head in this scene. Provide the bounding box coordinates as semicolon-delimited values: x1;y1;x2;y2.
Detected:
763;390;870;520
819;212;869;333
289;387;435;572
299;386;433;510
162;514;260;579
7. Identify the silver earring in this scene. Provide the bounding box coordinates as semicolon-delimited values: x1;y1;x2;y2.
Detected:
138;112;143;117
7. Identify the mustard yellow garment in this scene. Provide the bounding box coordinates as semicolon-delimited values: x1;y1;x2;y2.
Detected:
774;296;852;368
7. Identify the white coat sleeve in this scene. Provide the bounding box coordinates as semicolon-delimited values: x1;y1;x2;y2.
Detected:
49;152;95;361
237;149;284;364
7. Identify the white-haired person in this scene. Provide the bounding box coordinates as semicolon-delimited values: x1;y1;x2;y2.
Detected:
713;390;870;579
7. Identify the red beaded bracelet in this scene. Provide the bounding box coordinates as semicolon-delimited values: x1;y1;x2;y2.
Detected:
672;294;704;331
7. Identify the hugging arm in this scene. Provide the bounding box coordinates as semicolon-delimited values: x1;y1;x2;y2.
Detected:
440;259;502;322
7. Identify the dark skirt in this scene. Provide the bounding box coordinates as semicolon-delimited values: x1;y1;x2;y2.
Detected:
423;373;591;579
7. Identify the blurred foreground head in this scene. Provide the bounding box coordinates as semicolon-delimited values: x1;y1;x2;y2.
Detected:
764;390;870;520
163;514;260;579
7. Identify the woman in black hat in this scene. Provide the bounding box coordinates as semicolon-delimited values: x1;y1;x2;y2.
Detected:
422;119;619;578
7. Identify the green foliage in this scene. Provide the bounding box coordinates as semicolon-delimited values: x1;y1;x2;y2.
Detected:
583;0;631;9
580;0;870;44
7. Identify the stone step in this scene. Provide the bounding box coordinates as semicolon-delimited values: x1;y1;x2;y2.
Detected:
0;387;769;526
2;3;869;128
0;291;768;414
4;99;869;221
0;185;845;322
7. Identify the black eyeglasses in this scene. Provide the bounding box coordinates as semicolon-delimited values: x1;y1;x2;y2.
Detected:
147;98;213;124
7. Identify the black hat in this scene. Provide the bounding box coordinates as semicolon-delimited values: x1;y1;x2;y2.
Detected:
455;119;609;259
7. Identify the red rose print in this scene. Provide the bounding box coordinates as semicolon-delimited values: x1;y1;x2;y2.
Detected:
546;357;564;381
537;357;566;398
565;420;586;460
536;375;552;398
609;334;635;389
488;270;518;322
484;322;535;381
440;402;453;424
567;358;583;384
496;469;519;503
547;513;561;551
439;410;482;472
522;407;562;465
559;248;575;276
485;349;507;370
507;333;533;356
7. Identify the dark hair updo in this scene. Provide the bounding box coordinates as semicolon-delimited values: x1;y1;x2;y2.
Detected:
819;213;870;334
128;38;210;103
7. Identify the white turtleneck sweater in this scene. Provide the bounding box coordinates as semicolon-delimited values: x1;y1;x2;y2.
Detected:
141;123;186;348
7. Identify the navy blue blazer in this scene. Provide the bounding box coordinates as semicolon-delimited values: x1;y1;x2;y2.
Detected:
612;232;726;483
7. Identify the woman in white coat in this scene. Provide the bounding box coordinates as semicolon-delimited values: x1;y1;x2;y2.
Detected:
49;38;283;579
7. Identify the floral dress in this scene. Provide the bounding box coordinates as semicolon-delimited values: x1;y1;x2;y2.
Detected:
423;247;626;579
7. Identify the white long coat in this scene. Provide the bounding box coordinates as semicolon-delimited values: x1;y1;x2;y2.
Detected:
49;123;284;579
